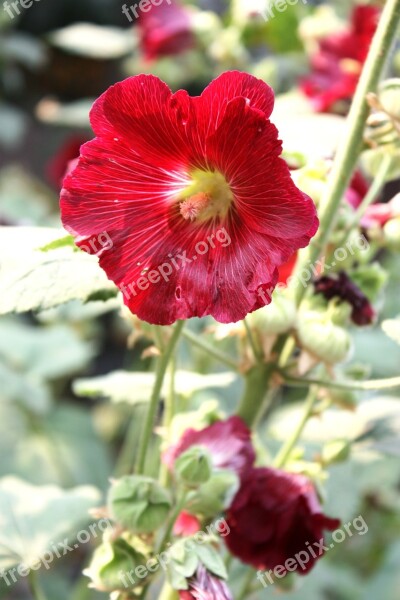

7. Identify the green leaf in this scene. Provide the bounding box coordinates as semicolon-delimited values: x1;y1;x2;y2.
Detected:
73;370;236;404
0;227;116;314
0;319;94;380
362;541;400;600
194;544;227;580
0;477;101;572
0;404;112;490
39;235;77;252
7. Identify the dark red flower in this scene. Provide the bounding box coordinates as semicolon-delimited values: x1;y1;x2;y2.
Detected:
47;136;87;189
173;511;201;536
138;0;195;61
225;467;340;574
314;271;375;326
179;565;233;600
301;5;380;112
163;416;255;476
60;72;318;325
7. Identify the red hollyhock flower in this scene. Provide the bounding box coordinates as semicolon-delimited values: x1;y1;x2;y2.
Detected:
361;195;400;229
277;170;369;284
47;136;87;189
301;5;380;112
225;467;340;574
315;271;375;326
179;565;233;600
138;0;195;61
173;511;201;536
278;252;298;285
345;170;369;210
60;71;318;325
163;416;255;476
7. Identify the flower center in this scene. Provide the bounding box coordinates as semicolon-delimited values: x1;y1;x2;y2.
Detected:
178;170;234;223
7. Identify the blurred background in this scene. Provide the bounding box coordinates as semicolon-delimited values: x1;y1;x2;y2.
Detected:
0;1;400;599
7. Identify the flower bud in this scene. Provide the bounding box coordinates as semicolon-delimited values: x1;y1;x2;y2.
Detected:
249;290;296;335
187;470;239;518
361;146;400;183
108;476;172;534
351;263;388;302
297;310;352;364
175;446;213;486
378;78;400;120
83;538;146;592
321;439;351;465
383;217;400;250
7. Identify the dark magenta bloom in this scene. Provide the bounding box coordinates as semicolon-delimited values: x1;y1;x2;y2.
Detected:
314;271;375;326
60;72;318;325
163;416;255;477
225;467;340;573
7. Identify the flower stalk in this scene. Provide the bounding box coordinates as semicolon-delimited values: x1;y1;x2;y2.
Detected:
273;387;319;468
292;0;400;305
136;320;185;475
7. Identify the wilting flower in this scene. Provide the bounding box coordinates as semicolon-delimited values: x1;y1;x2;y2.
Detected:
314;271;375;326
225;467;340;573
301;5;380;112
163;416;255;477
179;565;233;600
173;511;201;536
60;71;318;325
138;0;195;60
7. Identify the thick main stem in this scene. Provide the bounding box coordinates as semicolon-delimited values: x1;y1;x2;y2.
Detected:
236;364;273;427
136;320;185;475
292;0;400;305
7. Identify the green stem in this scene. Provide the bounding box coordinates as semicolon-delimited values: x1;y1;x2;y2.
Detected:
136;321;185;475
292;0;400;304
281;373;400;392
236;568;256;600
158;582;178;600
243;318;263;363
156;491;187;554
273;387;318;468
160;359;176;486
236;363;273;427
182;327;239;370
336;153;393;248
28;572;48;600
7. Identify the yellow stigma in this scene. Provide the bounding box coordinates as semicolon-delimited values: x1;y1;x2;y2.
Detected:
178;170;234;223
